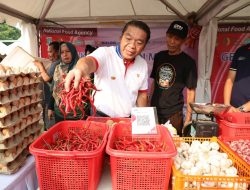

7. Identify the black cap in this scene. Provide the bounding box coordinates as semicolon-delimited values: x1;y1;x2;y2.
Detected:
167;21;188;39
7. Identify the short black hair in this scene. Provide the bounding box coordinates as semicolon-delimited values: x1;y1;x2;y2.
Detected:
49;41;60;52
122;20;151;43
85;45;97;55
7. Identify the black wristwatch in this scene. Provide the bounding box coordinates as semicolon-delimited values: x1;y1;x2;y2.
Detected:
239;106;246;112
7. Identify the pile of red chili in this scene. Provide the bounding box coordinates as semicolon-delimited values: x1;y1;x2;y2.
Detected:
113;137;167;152
58;77;97;119
43;127;103;151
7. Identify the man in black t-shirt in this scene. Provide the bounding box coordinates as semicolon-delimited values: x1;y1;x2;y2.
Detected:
224;43;250;113
150;21;197;136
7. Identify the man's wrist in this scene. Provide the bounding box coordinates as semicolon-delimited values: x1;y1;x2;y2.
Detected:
239;105;246;112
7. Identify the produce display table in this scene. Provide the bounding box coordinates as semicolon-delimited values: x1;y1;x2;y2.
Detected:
97;157;112;190
0;155;38;190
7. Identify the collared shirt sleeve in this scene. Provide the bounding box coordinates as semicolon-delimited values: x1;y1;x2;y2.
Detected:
87;47;107;72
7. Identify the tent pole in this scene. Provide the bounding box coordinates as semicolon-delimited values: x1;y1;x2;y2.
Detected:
218;2;250;20
158;0;186;21
0;3;35;23
195;0;221;22
37;0;55;28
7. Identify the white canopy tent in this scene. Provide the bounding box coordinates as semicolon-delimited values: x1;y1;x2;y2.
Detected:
0;0;249;103
0;0;249;25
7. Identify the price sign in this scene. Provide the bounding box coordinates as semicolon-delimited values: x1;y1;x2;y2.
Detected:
131;107;158;134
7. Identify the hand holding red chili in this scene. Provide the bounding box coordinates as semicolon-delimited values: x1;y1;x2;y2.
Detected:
57;77;98;119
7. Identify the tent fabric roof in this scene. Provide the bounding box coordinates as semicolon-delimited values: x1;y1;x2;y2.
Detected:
0;0;249;27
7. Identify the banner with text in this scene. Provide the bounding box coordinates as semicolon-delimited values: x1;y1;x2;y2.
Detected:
40;26;198;77
211;24;250;103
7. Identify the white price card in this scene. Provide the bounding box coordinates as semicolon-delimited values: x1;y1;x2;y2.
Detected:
131;107;158;134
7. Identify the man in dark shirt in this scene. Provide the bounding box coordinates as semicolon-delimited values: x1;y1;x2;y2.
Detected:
224;43;250;112
149;21;197;136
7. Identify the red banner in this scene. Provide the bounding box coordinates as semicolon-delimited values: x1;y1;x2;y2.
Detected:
40;27;97;36
40;27;97;58
211;24;250;103
39;26;198;75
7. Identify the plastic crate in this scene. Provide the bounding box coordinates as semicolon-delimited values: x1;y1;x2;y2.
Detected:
217;112;250;124
172;137;250;190
86;116;131;124
106;123;177;190
219;119;250;138
29;120;109;190
219;136;250;166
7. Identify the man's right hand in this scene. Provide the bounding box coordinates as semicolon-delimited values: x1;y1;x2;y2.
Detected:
64;68;84;92
227;106;240;113
65;56;97;92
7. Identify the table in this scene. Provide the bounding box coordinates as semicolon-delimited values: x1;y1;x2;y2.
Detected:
97;159;112;190
0;156;38;190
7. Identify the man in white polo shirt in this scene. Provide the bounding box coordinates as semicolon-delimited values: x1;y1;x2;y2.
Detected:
65;20;151;117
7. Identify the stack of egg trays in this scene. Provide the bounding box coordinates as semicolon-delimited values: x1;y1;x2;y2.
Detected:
0;65;43;174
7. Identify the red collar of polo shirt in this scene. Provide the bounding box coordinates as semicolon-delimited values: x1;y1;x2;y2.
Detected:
124;59;135;75
124;59;135;67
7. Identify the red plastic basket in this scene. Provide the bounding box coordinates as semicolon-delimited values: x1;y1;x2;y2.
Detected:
219;119;250;138
217;112;250;124
106;123;177;190
86;116;131;124
29;120;109;190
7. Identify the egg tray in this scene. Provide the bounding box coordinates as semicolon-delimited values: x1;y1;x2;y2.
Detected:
0;130;41;164
0;120;42;150
0;75;41;92
0;65;41;92
0;102;42;128
0;64;39;77
0;85;42;105
0;96;42;118
0;115;41;141
0;148;30;175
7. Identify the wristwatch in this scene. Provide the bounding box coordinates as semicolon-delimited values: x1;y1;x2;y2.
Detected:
239;105;246;112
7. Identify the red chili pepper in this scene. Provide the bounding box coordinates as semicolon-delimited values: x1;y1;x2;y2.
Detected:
42;126;103;152
57;77;98;120
113;137;167;152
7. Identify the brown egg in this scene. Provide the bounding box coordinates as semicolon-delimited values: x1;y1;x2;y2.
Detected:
16;75;23;86
0;80;9;89
0;65;6;73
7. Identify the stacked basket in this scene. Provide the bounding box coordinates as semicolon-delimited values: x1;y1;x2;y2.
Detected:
172;137;250;189
217;112;250;169
217;112;250;137
106;123;177;190
30;120;109;190
0;65;43;174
